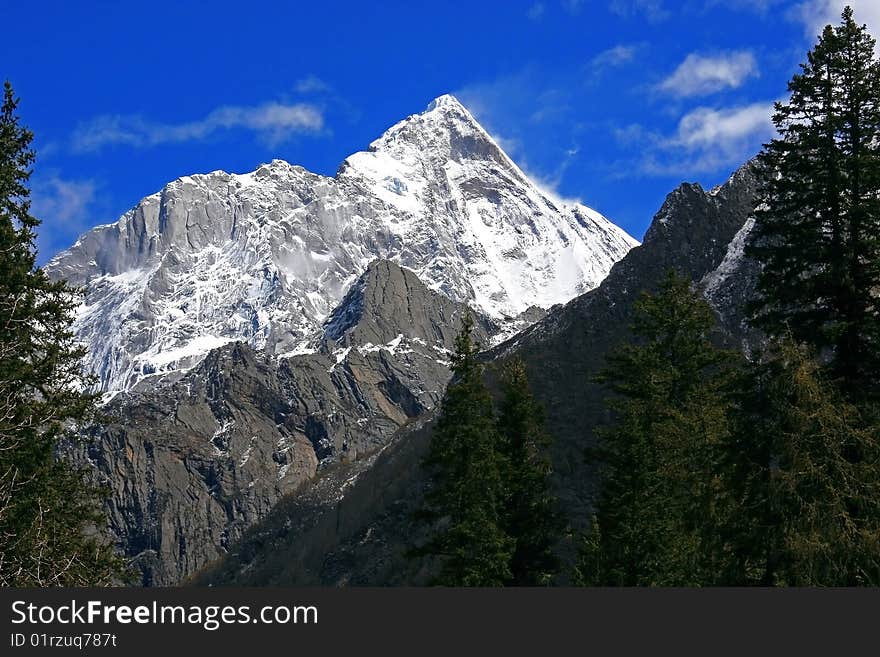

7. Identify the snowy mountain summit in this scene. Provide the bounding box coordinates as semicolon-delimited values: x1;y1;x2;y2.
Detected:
47;94;638;392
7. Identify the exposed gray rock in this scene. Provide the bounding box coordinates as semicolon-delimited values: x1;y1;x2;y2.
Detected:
75;343;318;585
324;259;494;348
72;260;483;585
193;413;438;587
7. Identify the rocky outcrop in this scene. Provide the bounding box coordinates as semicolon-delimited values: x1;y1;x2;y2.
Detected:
73;260;487;585
75;343;318;585
193;413;438;587
324;259;494;348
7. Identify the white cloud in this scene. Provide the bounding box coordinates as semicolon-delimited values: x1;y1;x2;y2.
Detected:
30;174;99;259
295;75;330;94
656;101;775;174
590;44;641;71
615;101;776;176
31;176;97;225
527;2;545;19
609;0;670;23
659;51;758;98
792;0;880;41
71;101;325;153
671;102;774;151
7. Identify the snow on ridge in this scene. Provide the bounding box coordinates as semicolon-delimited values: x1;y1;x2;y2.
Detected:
48;94;638;394
703;216;755;297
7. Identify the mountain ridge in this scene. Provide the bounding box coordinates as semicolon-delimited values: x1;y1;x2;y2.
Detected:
47;94;637;393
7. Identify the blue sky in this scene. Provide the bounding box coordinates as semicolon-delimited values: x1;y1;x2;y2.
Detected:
3;0;879;262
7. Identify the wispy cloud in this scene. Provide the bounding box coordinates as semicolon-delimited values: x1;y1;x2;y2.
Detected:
590;44;641;73
658;51;758;98
609;0;670;23
527;2;545;20
534;152;583;203
705;0;785;13
613;123;652;146
671;102;774;151
31;176;96;225
455;70;553;130
454;71;582;201
294;75;330;94
791;0;880;41
715;0;878;38
71;101;325;153
615;101;776;176
30;174;100;260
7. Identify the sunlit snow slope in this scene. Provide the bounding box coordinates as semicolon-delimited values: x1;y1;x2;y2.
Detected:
47;94;638;392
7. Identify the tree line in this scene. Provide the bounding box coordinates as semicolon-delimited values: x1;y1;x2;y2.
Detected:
576;6;880;586
412;312;563;586
417;6;880;587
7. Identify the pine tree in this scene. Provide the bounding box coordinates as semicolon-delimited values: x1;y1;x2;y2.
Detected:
496;358;562;586
747;6;880;394
578;271;742;586
737;340;880;586
737;5;880;586
0;81;126;585
415;311;513;586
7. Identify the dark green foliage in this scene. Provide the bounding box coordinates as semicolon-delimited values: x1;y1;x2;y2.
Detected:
577;271;743;586
735;7;880;586
0;81;127;585
735;340;880;586
747;6;880;393
415;312;513;585
580;275;880;587
496;358;562;585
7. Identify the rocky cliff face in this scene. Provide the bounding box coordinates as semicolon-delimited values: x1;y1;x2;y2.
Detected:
47;95;636;394
324;259;494;349
76;343;319;585
74;260;491;585
196;162;763;586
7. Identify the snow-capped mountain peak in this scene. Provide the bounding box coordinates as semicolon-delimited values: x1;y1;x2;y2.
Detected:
47;94;638;393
